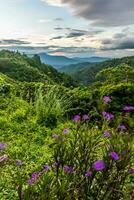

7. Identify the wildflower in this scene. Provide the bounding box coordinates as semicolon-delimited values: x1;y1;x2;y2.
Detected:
0;154;8;163
103;96;111;103
83;114;89;121
128;168;134;174
32;172;41;179
52;134;58;139
110;151;119;161
73;115;81;122
54;161;59;167
104;131;110;138
44;165;50;172
85;170;92;177
118;124;127;130
123;106;134;112
93;160;106;171
27;179;34;185
16;160;23;166
102;112;114;120
64;165;74;173
27;172;41;185
0;143;7;150
63;128;69;134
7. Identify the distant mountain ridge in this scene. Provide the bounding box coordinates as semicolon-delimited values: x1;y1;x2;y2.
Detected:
39;52;77;68
27;52;110;69
59;55;134;85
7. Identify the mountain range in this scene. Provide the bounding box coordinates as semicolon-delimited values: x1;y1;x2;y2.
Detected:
27;52;110;69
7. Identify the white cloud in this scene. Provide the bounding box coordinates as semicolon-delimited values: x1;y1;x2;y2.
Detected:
41;0;63;7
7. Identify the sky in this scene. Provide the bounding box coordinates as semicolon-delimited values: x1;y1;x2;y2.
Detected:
0;0;134;57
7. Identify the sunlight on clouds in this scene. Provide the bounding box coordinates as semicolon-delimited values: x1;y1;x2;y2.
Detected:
41;0;63;7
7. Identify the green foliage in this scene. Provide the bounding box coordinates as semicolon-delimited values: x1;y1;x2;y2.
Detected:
0;50;134;199
63;56;134;85
35;85;72;128
0;50;76;87
96;64;134;84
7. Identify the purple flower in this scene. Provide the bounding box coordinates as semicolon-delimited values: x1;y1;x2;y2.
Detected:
0;154;8;163
44;165;50;172
54;161;59;167
0;143;7;150
32;172;41;179
64;165;74;173
93;160;106;171
63;128;69;134
110;151;119;161
73;115;81;122
123;106;134;112
27;179;34;185
16;160;23;166
27;172;41;185
102;112;114;120
118;124;127;130
104;131;110;138
52;134;58;139
83;114;89;121
85;170;92;177
103;96;111;103
128;168;134;174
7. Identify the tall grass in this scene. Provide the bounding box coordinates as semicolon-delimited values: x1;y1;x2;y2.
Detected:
35;85;72;127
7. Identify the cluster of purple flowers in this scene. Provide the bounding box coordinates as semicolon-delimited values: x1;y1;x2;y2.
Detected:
85;170;92;177
44;165;50;172
64;165;74;173
93;160;106;171
102;111;114;120
16;160;23;166
83;114;89;121
103;96;111;103
73;115;81;122
63;128;69;134
73;114;89;122
104;131;111;138
118;124;127;130
54;161;59;167
123;105;134;112
110;151;119;161
27;172;42;185
128;168;134;174
27;165;50;185
0;143;7;150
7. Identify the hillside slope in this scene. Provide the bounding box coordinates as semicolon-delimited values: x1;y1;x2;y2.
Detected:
0;50;76;87
62;56;134;85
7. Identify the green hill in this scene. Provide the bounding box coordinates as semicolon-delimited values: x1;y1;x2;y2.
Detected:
60;56;134;85
0;50;76;87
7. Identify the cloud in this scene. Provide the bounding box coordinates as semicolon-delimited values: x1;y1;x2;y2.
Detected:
66;32;85;38
54;17;63;21
41;0;63;7
52;27;104;40
101;32;134;50
54;27;63;30
0;44;96;56
43;0;134;27
50;46;96;54
50;36;64;40
0;39;30;45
